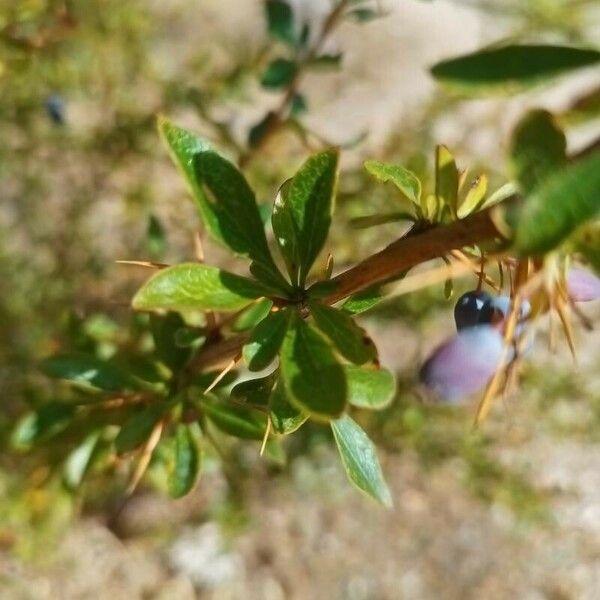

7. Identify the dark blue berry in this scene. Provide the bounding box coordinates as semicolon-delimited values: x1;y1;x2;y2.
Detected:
46;95;66;125
454;290;494;330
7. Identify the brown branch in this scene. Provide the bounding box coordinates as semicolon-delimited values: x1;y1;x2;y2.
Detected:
241;0;350;165
194;204;508;369
322;208;503;304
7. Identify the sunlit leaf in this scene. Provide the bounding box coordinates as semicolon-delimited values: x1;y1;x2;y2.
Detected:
331;415;392;507
435;145;459;214
364;160;421;206
158;119;285;289
63;431;101;490
457;174;488;218
133;263;272;312
345;366;396;410
272;150;339;287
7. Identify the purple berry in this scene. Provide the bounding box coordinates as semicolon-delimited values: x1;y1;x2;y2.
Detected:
567;267;600;302
454;290;494;330
419;325;505;403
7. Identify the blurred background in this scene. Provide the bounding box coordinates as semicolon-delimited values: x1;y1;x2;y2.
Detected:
1;1;599;598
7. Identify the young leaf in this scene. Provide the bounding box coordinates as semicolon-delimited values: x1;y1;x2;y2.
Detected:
168;423;202;498
364;160;421;206
243;309;292;371
115;404;165;455
509;109;566;195
11;404;76;450
41;354;140;392
279;313;347;419
457;174;488;218
345;366;396;410
514;151;600;255
435;145;459;214
310;302;377;365
200;397;267;440
269;380;307;434
272;150;339;287
63;431;101;490
261;58;297;89
132;263;272;312
431;45;600;90
331;415;392;507
265;0;296;46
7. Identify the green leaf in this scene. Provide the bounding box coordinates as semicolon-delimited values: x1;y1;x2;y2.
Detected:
232;299;273;332
272;150;339;287
279;313;346;419
248;111;278;148
158;119;283;286
364;160;421;206
41;354;139;392
342;286;384;314
150;313;191;371
350;212;415;229
435;145;459;214
243;309;292;371
201;397;267;440
290;93;307;116
192;150;281;273
168;423;202;498
431;45;600;90
307;54;342;70
345;366;396;410
331;415;392;507
457;174;488;218
514;151;600;255
11;404;76;450
265;0;296;45
146;214;167;259
261;58;297;89
63;431;101;490
132;263;272;312
115;404;165;455
310;302;377;365
509;109;566;195
230;374;275;408
269;380;307;434
349;8;381;22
